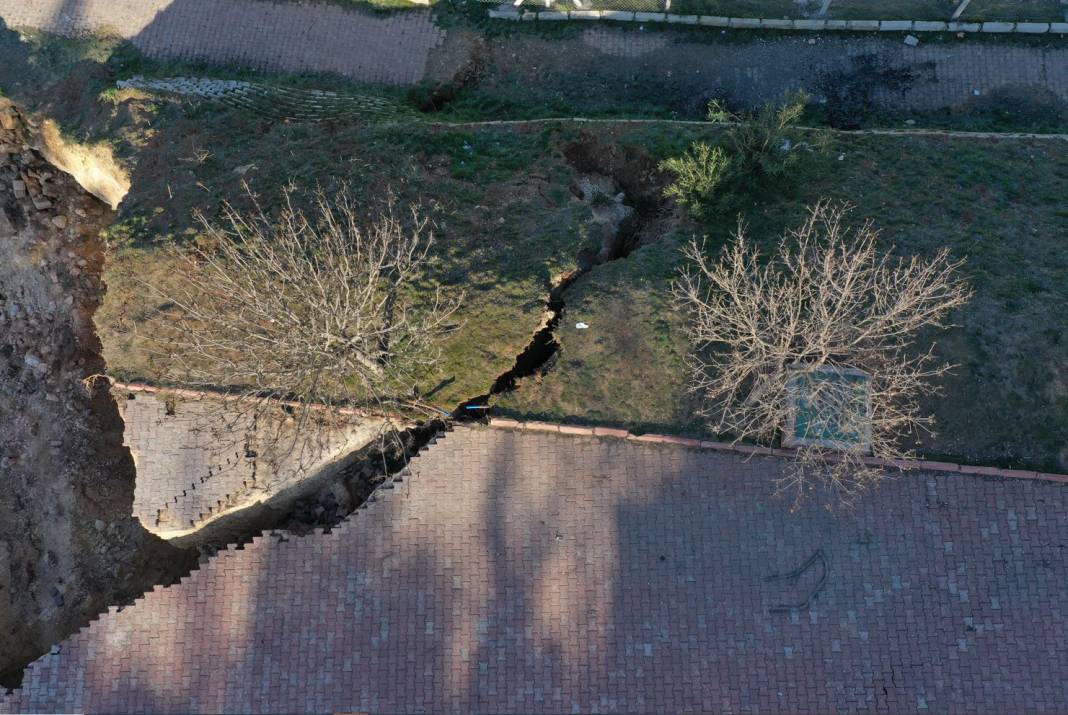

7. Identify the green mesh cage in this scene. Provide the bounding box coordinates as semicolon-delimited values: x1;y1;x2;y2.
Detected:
783;364;872;452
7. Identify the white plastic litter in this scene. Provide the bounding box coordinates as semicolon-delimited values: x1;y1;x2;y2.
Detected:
575;322;589;330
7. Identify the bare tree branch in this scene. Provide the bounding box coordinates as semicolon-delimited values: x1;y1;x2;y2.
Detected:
674;201;972;506
138;183;462;465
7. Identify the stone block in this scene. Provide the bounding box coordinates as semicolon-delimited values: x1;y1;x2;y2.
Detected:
666;13;698;24
593;426;631;439
846;20;880;31
912;21;947;31
793;19;826;30
634;11;666;22
601;10;635;21
523;421;560;433
627;433;666;443
657;435;703;448
538;11;568;20
981;22;1014;32
1051;22;1068;34
698;15;730;26
488;8;521;19
729;17;761;28
879;20;912;31
824;19;849;30
1015;22;1050;33
489;417;522;429
946;22;980;32
558;425;594;436
917;461;960;473
1036;471;1068;483
996;468;1041;480
760;18;794;29
569;9;602;19
958;465;1006;477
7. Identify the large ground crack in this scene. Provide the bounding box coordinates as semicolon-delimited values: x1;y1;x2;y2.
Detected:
454;135;665;419
2;131;663;692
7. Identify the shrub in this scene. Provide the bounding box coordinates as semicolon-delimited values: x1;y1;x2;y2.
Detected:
709;91;807;191
659;142;731;219
661;92;809;219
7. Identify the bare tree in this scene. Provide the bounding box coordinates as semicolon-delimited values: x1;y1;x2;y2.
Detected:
141;184;461;463
674;201;972;504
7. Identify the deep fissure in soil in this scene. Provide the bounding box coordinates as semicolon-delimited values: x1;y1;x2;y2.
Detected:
454;135;664;419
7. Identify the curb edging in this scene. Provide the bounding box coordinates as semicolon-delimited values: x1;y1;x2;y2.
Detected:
109;380;378;418
487;8;1067;35
487;418;1068;485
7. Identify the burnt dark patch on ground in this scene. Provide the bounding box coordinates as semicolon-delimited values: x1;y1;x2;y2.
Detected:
817;53;936;129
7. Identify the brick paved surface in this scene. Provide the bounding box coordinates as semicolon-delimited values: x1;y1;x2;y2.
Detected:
486;32;1068;112
1;0;1064;107
0;0;444;84
3;426;1067;713
118;391;255;531
117;390;386;533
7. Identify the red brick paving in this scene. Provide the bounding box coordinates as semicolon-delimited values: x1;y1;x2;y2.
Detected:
3;425;1067;713
0;0;444;85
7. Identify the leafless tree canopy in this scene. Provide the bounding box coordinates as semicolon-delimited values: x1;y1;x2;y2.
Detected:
144;185;461;421
674;201;972;502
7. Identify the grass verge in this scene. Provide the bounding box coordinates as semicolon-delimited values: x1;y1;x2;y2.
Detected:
497;124;1068;472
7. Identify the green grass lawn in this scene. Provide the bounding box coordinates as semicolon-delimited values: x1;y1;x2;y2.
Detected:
94;108;597;410
960;0;1067;22
497;125;1068;472
3;28;1066;470
666;0;806;17
827;0;956;20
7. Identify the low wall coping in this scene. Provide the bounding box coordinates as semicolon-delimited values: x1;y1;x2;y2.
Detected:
487;417;1068;485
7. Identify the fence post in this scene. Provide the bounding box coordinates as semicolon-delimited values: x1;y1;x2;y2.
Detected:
951;0;972;20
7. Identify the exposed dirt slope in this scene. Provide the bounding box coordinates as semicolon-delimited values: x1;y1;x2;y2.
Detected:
0;100;196;685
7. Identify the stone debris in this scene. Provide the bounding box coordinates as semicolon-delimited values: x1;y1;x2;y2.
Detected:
904;34;920;46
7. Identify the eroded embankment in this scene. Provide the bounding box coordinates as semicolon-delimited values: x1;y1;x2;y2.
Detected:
0;100;445;687
0;100;196;688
